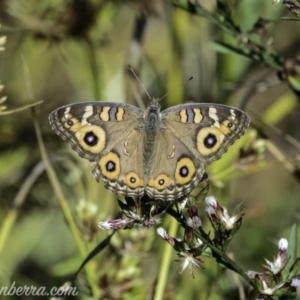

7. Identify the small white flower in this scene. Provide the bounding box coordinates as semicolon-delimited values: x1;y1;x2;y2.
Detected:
220;208;240;230
278;238;288;251
205;196;217;207
291;277;300;287
205;195;244;233
260;280;285;295
261;280;274;295
272;0;281;4
246;270;256;279
177;255;202;277
263;238;288;274
99;218;132;230
157;227;167;238
205;205;215;215
264;255;283;274
98;221;112;230
186;216;202;228
157;227;176;246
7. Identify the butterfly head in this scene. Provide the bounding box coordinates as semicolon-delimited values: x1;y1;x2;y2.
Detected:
147;97;161;113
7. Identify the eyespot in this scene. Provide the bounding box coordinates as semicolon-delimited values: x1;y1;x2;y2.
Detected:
148;174;172;190
220;120;236;133
174;158;196;185
98;152;120;179
124;172;144;189
196;127;223;156
63;117;81;131
75;125;106;153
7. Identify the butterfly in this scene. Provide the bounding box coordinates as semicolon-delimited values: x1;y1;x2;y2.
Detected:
49;99;250;201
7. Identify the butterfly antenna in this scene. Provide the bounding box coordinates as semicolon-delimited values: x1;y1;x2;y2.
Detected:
127;63;152;100
158;76;194;102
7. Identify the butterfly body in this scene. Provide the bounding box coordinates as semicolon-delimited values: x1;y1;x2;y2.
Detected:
49;100;250;201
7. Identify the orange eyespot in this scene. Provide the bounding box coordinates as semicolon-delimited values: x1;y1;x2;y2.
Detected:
98;152;120;179
175;158;196;185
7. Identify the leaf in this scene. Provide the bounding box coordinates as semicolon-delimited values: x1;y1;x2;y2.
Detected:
232;201;244;215
261;92;298;125
287;224;298;272
289;257;300;278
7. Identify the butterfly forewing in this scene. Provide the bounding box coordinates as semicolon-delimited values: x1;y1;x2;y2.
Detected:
161;103;250;163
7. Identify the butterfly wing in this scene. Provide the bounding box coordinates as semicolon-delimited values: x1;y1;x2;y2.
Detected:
145;103;250;200
49;102;146;198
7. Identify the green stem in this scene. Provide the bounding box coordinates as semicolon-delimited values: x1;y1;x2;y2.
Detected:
33;110;100;298
83;38;101;100
154;216;179;300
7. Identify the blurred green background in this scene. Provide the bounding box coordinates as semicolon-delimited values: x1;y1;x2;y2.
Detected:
0;0;300;299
